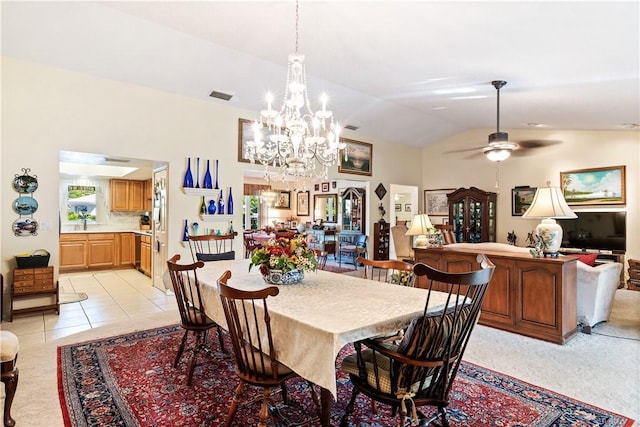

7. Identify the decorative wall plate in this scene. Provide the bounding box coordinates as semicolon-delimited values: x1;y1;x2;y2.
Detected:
13;196;38;215
375;183;387;200
12;218;39;236
13;170;39;193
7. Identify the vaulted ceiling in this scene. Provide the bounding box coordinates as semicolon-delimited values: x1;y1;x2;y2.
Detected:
3;1;639;148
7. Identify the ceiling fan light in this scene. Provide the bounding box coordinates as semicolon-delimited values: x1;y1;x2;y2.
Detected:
488;131;509;144
483;146;512;162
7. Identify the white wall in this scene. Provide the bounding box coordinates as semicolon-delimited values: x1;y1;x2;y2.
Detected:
422;128;640;265
1;57;423;316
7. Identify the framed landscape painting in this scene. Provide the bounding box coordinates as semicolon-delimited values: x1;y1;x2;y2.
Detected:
560;165;626;206
338;138;372;176
237;118;281;164
511;187;537;216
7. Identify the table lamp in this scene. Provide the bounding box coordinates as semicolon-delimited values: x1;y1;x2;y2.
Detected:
522;182;577;257
406;213;437;248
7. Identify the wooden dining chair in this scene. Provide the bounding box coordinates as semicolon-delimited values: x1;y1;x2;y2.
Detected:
188;231;237;262
313;249;329;270
243;231;262;258
358;257;415;286
166;254;225;386
340;254;495;427
217;271;320;427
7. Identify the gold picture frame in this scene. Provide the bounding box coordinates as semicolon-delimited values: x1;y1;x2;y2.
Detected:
338;138;372;176
560;165;626;206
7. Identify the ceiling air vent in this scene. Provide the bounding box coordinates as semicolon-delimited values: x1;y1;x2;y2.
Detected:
209;90;233;101
344;124;359;131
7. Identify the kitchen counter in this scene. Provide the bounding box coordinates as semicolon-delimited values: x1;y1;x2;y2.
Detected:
60;230;152;235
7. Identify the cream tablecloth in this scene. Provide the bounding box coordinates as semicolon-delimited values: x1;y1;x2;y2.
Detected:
196;259;451;398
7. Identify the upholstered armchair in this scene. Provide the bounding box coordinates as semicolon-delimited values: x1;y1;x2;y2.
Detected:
576;262;623;331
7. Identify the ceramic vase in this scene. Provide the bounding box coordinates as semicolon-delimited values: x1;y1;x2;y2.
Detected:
183;158;193;188
207;200;216;215
203;160;213;189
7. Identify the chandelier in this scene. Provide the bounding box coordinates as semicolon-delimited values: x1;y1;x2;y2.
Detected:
246;0;344;180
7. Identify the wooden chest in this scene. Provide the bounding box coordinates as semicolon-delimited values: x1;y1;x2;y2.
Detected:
13;266;55;294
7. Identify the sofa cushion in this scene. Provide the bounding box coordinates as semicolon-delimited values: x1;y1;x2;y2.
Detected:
568;253;598;266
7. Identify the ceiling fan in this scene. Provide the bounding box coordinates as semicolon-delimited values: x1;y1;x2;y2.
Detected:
444;80;561;160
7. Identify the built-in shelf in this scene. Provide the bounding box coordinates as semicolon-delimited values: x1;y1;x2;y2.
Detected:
199;214;234;222
182;187;221;197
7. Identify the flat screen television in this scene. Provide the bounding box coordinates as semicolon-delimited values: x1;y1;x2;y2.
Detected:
557;211;626;252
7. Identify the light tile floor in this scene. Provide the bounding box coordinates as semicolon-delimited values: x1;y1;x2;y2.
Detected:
1;269;178;343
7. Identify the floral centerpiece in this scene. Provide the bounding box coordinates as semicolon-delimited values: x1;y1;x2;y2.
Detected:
249;236;317;285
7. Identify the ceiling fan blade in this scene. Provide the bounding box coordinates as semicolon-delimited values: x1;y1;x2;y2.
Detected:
511;139;563;157
443;145;485;155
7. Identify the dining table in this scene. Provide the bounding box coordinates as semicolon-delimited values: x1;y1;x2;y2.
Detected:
196;258;452;426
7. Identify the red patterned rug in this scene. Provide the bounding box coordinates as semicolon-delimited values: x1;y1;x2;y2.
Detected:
58;325;633;427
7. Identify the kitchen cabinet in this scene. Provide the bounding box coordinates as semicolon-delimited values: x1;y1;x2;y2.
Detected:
140;234;152;277
11;266;59;321
144;179;153;212
60;232;136;272
414;247;578;344
118;233;135;267
447;187;496;243
110;179;146;212
60;233;88;270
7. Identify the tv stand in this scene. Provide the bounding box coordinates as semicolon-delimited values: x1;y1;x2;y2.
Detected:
559;248;625;288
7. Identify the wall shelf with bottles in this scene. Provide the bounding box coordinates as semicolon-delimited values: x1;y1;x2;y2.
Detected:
182;188;221;197
199;214;234;222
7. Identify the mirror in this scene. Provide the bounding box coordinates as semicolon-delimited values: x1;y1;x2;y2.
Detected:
314;194;338;223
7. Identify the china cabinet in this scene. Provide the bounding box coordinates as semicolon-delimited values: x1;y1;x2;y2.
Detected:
373;221;390;260
341;187;365;233
447;187;496;243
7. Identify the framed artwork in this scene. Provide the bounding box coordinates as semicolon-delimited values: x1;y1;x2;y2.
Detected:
395;203;401;212
273;191;291;209
321;182;330;192
314;184;320;191
424;188;455;216
237;118;282;163
296;191;310;216
511;186;537;216
560;165;626;206
338;138;373;176
404;204;412;212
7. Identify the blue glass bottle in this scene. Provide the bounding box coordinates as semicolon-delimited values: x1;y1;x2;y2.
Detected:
195;157;200;188
203;160;213;189
227;187;234;215
207;200;216;215
182;219;189;241
217;189;224;214
215;159;220;189
183;158;193;188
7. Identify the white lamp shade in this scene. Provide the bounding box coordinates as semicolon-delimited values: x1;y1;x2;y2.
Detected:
406;214;434;236
523;184;576;256
522;186;577;219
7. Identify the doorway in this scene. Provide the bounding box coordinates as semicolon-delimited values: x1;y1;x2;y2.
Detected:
388;184;418;259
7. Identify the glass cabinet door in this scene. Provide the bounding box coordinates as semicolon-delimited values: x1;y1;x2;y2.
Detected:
469;198;482;243
452;201;465;242
341;188;365;232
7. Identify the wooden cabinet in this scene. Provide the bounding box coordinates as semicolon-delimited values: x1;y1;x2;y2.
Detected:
414;247;578;344
110;179;147;212
341;187;365;232
11;266;59;321
144;178;153;211
447;187;497;243
60;232;135;272
118;233;135;267
60;233;88;270
373;221;390;260
140;235;152;277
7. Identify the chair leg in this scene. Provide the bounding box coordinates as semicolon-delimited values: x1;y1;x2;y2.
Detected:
216;326;226;353
340;385;359;427
1;362;18;427
258;387;271;427
281;382;289;405
225;382;245;427
174;329;189;368
186;330;206;386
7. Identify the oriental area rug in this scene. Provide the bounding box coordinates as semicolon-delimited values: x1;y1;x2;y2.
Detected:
58;325;633;427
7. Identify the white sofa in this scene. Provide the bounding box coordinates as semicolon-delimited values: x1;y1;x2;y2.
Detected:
446;243;623;330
